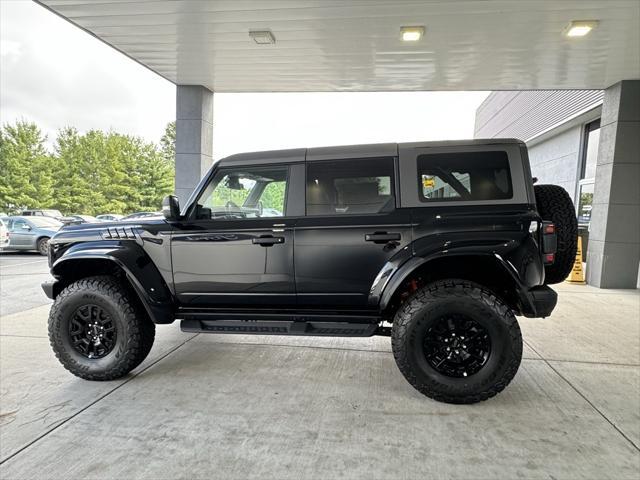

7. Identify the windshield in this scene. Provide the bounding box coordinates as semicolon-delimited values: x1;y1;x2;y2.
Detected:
43;210;63;217
28;217;62;228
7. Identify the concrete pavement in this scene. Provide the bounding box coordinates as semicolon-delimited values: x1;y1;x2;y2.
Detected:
0;282;638;479
0;252;52;316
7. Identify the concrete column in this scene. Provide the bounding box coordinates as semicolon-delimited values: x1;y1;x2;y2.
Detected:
586;80;640;288
175;85;213;203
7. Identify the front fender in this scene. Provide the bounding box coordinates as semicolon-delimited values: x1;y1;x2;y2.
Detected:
50;241;175;324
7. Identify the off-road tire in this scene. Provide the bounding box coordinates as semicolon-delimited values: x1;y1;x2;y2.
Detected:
391;280;522;404
48;275;155;380
37;237;50;256
534;184;578;284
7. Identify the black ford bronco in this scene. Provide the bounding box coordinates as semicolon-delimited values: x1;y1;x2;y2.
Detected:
43;139;577;404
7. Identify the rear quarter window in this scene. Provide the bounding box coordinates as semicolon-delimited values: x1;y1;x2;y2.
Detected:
417;151;512;202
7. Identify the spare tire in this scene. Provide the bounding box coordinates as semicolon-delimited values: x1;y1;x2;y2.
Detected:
534;184;578;284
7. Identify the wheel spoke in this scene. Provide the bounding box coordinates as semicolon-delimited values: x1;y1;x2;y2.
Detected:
424;314;491;378
68;304;117;360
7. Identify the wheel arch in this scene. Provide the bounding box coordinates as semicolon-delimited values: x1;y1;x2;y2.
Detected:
50;245;175;324
378;253;535;318
35;235;51;247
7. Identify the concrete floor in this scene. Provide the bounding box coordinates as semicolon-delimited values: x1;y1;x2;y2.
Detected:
0;277;638;479
0;252;52;316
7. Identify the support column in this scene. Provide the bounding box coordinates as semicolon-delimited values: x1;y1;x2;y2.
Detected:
586;80;640;288
175;85;213;203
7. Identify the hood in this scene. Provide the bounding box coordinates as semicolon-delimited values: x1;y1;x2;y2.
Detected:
50;216;169;246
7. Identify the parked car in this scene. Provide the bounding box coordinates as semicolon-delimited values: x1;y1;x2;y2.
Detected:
43;139;576;404
67;215;101;224
96;214;124;222
20;209;80;226
121;211;159;221
0;218;9;250
21;209;64;219
4;216;62;255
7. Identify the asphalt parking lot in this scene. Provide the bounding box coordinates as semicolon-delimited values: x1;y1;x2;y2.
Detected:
0;252;639;479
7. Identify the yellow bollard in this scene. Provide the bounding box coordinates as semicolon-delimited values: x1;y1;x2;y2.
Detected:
566;236;586;284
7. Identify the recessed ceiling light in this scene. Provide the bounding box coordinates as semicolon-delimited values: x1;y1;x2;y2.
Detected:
400;26;424;42
564;20;598;37
249;30;276;45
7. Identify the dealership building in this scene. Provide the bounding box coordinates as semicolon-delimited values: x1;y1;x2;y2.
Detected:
475;86;639;288
37;0;640;289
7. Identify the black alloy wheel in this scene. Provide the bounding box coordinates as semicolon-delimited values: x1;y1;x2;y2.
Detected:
68;304;117;359
423;314;491;378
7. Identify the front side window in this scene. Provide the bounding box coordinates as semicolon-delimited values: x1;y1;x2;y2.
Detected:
418;151;512;202
194;165;288;220
306;157;395;215
11;219;28;231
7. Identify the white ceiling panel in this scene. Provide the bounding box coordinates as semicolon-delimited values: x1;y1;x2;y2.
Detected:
37;0;640;92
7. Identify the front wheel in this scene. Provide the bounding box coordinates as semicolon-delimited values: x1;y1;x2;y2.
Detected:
391;280;522;404
48;275;155;380
37;237;50;256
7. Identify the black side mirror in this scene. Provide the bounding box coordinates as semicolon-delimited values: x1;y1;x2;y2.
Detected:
162;195;181;221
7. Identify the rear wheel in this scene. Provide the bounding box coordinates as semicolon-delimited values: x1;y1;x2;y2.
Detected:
48;275;155;380
37;237;50;256
391;280;522;404
534;184;578;284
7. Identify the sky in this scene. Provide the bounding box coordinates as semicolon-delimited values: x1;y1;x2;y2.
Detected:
1;0;489;160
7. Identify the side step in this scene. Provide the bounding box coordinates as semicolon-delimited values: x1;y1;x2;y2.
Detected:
181;319;381;337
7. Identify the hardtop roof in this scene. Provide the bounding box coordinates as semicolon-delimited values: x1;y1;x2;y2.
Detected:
218;138;524;166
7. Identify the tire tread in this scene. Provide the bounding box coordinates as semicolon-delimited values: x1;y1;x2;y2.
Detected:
48;275;155;381
391;279;522;404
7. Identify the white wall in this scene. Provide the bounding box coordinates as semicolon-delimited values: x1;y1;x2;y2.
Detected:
527;125;582;203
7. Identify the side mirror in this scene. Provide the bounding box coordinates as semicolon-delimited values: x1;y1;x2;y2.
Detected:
22;224;31;231
162;195;181;221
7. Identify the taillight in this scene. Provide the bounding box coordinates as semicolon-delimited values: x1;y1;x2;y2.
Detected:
542;221;557;264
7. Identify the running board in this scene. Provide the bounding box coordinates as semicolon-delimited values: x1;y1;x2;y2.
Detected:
181;319;381;337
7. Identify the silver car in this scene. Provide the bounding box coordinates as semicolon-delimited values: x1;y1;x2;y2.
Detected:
3;216;62;255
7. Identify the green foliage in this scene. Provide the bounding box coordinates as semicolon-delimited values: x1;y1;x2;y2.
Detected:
0;121;53;212
159;121;175;165
0;121;175;215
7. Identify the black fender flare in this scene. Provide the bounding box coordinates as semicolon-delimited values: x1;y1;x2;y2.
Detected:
50;241;175;324
371;252;536;316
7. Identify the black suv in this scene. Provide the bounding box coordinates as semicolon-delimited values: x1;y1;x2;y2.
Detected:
43;139;577;404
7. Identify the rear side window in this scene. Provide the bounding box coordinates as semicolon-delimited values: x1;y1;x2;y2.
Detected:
417;151;512;202
306;157;395;215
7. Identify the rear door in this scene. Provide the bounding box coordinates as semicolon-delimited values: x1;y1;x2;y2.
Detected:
172;161;305;307
294;149;412;308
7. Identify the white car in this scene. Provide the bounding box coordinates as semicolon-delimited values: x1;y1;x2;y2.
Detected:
0;218;9;250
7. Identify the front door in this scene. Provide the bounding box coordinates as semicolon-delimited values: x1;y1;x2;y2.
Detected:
8;218;35;247
295;156;412;308
172;164;297;307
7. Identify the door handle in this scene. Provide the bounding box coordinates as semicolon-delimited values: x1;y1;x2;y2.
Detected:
365;232;401;244
252;236;285;246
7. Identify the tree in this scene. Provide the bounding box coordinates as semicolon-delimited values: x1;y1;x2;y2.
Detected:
159;121;175;165
0;121;53;213
0;120;174;215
